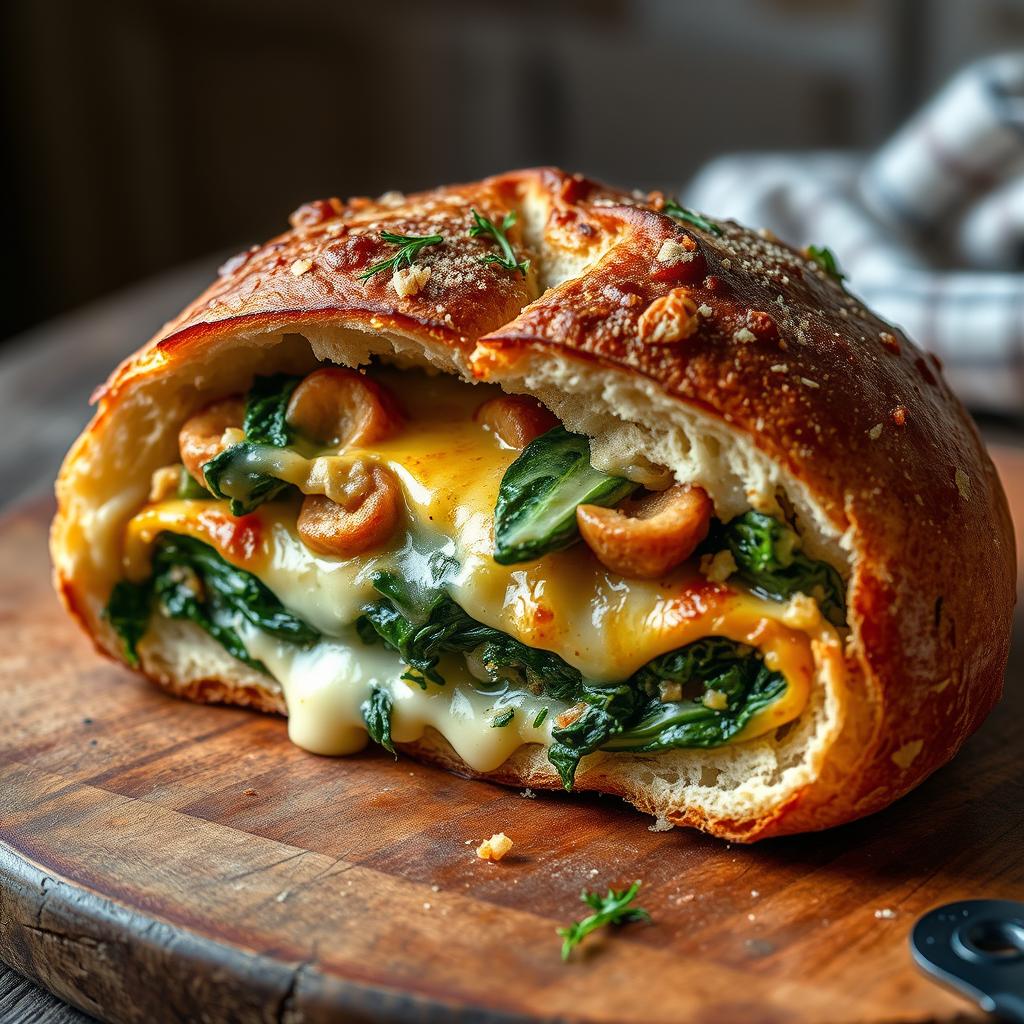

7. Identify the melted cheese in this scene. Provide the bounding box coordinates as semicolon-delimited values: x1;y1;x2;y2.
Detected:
122;369;840;764
240;626;563;771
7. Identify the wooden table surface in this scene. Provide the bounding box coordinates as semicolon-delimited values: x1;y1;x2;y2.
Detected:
0;257;1022;1023
0;257;222;1024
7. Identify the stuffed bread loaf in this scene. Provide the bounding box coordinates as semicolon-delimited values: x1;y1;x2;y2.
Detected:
51;168;1015;841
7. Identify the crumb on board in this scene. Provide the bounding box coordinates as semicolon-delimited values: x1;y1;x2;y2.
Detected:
477;833;513;862
874;907;897;920
648;815;675;832
520;787;536;799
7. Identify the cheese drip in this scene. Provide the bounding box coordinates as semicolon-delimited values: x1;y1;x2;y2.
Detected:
123;369;841;762
239;625;564;770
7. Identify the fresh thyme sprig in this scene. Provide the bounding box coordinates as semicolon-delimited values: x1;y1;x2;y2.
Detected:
663;199;723;236
469;209;530;276
357;230;445;280
557;880;650;961
806;244;845;281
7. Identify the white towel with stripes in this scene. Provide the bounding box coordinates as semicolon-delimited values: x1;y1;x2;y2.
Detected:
683;53;1024;414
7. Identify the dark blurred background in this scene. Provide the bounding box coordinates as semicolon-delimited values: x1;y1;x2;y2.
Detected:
2;0;1023;341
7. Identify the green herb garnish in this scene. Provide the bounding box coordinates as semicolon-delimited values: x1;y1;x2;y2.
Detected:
663;199;723;236
533;707;549;729
492;427;638;565
806;245;845;281
557;881;650;961
469;209;530;276
357;230;445;281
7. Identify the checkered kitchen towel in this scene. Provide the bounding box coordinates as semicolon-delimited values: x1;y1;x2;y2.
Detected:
683;53;1024;414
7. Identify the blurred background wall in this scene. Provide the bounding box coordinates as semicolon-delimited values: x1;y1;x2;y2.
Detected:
2;0;1022;340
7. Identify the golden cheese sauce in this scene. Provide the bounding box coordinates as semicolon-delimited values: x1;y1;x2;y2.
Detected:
122;369;837;764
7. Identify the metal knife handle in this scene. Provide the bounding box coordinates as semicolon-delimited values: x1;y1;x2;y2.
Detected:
911;899;1024;1022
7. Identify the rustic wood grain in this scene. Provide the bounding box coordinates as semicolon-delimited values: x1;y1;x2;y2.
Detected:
0;450;1022;1023
0;970;93;1024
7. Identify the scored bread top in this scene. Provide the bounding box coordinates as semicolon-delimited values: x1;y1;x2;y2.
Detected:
66;167;1015;837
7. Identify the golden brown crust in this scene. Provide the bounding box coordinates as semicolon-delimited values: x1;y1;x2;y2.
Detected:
52;167;1016;841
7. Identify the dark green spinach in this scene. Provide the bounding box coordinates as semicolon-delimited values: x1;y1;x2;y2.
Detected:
547;683;641;790
203;442;291;516
607;640;786;751
242;373;302;445
361;686;396;754
710;511;847;627
104;532;320;673
356;567;582;693
493;427;638;565
548;639;787;789
176;465;211;500
103;579;153;667
352;564;790;789
203;374;302;515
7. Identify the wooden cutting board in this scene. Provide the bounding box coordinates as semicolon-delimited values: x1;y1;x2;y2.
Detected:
1;497;1022;1024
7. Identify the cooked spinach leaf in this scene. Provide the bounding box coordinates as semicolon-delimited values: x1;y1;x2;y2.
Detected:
154;534;320;647
176;465;211;500
548;639;786;789
357;582;489;687
711;511;847;627
104;579;153;667
152;557;264;672
356;568;581;693
103;533;320;674
493;427;638;565
607;641;786;752
243;373;302;446
361;686;396;754
202;374;302;515
203;442;291;516
476;633;583;701
547;683;641;789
